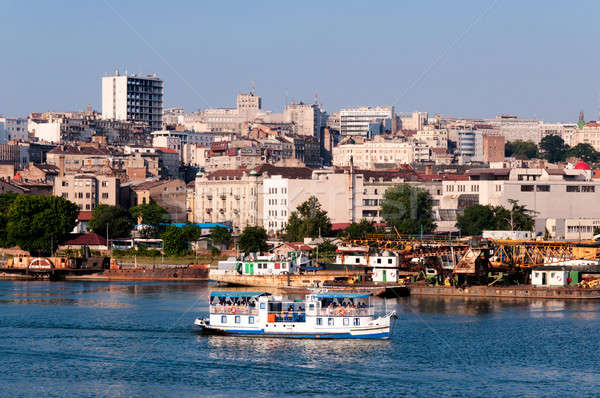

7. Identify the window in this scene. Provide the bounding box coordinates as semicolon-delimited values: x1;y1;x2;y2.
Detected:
328;318;334;326
343;318;349;326
235;316;241;324
582;186;595;193
520;185;534;192
567;186;580;192
355;258;361;264
536;185;550;192
353;318;360;326
377;258;382;264
260;302;266;310
61;193;68;198
249;316;254;324
221;315;227;323
309;304;315;311
102;193;109;199
86;193;90;198
316;318;322;326
388;259;393;264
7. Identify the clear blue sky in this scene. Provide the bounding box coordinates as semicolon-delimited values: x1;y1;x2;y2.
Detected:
1;0;598;122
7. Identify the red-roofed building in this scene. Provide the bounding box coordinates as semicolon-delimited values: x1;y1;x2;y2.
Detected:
59;233;108;251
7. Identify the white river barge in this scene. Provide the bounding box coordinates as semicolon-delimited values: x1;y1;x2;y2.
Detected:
195;291;397;339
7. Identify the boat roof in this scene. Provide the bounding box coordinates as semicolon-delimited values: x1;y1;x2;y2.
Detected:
210;291;269;298
315;292;372;299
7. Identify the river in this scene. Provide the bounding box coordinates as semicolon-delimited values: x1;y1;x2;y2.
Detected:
0;280;598;397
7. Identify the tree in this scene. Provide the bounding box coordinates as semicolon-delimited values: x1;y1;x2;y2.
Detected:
209;226;232;248
455;205;498;236
0;192;18;247
130;199;169;237
6;195;79;255
505;140;539;159
343;219;377;239
539;134;569;163
456;200;535;236
380;185;436;234
284;196;331;242
160;226;188;256
88;205;135;238
239;226;269;254
567;143;600;163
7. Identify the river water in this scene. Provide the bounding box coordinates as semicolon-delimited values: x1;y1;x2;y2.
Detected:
0;280;599;398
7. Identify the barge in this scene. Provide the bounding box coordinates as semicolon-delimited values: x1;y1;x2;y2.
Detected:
408;284;600;299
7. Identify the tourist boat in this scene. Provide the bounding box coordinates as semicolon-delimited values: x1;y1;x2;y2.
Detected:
194;291;397;339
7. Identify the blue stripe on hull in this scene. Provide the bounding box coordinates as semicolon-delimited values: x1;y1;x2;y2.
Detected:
205;328;389;339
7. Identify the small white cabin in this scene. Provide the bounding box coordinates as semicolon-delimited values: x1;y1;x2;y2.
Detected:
531;269;569;287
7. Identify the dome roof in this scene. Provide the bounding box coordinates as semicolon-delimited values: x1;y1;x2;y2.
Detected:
574;161;591;170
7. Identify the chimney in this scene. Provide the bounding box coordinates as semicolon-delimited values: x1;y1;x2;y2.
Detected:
59;155;65;177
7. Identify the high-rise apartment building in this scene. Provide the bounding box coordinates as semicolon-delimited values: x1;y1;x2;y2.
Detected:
340;106;394;136
102;70;163;130
284;103;327;139
236;93;262;113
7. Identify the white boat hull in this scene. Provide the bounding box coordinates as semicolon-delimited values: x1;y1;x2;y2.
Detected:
194;313;395;339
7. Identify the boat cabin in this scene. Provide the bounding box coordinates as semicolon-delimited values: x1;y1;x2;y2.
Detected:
336;247;399;283
208;291;375;331
531;268;570;287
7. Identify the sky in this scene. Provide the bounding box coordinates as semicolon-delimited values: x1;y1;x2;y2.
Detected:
1;0;599;122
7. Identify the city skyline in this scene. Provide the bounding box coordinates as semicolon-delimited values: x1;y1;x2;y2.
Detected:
2;1;600;122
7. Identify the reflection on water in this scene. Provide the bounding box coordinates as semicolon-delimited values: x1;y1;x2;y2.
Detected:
1;280;600;397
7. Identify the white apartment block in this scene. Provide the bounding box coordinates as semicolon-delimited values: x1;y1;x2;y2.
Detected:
340;106;394;136
332;139;415;168
183;144;210;168
102;70;163;130
237;93;262;114
415;127;448;149
439;168;600;234
284;103;327;139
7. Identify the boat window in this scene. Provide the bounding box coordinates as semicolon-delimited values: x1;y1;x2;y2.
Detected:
309;303;315;310
235;316;241;324
550;272;555;278
328;318;334;326
221;315;227;324
260;303;266;310
353;318;360;326
388;259;393;264
249;316;254;324
377;258;381;264
355;258;360;263
343;318;349;326
316;317;322;326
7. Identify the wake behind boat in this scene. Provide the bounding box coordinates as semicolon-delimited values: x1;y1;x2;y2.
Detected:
194;290;397;339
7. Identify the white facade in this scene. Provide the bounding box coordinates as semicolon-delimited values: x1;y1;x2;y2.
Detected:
332;139;415;168
340;106;394;136
102;70;164;130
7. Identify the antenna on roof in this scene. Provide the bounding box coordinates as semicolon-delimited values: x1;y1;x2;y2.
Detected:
285;89;289;106
250;79;255;95
315;91;318;105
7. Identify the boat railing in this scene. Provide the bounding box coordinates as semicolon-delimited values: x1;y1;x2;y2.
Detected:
317;307;373;317
267;311;306;323
210;305;259;315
